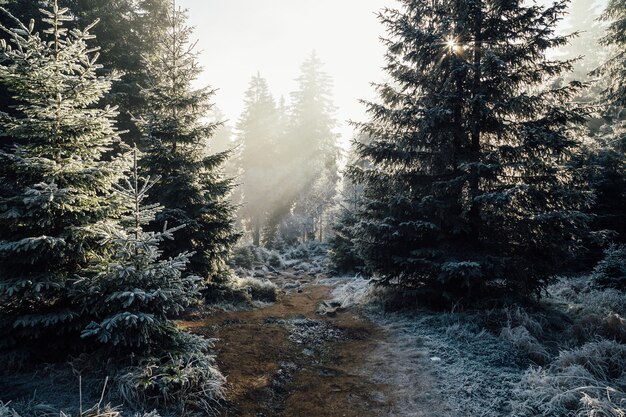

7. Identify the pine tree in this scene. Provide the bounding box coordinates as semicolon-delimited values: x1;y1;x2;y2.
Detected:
65;0;170;144
79;149;200;352
0;2;127;350
329;134;370;273
351;0;591;301
284;52;340;242
585;0;626;277
577;122;626;245
262;95;293;247
136;1;238;283
596;0;626;106
0;0;46;117
0;0;171;144
235;73;281;246
563;0;606;81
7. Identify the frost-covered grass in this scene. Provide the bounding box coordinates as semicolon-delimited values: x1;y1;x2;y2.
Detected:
0;336;225;417
0;382;162;417
229;242;330;277
329;275;626;417
512;340;626;417
115;353;225;415
231;276;278;302
202;274;279;308
1;401;161;417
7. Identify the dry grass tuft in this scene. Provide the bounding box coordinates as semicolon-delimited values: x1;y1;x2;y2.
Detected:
512;340;626;417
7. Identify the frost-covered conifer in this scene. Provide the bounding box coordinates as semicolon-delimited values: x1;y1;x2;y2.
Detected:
0;2;127;350
596;0;626;106
351;0;592;301
137;2;238;283
284;52;340;242
329;134;369;273
80;149;200;352
0;0;171;144
235;73;281;247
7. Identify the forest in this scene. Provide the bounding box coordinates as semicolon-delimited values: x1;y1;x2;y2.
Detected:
0;0;625;416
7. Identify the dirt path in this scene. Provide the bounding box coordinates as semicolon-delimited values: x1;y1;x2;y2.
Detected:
180;276;393;417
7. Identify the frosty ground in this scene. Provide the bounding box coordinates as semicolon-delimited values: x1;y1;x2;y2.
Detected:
201;244;626;417
2;244;626;417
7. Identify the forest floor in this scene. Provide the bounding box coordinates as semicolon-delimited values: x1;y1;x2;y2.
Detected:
183;268;626;417
2;263;624;417
180;272;409;417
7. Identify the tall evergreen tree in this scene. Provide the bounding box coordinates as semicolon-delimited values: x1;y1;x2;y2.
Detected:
235;73;281;246
563;0;606;81
284;52;340;242
0;2;127;350
65;0;170;144
577;123;626;246
0;0;170;143
262;94;293;247
136;2;238;283
584;0;626;276
351;0;591;301
596;0;626;106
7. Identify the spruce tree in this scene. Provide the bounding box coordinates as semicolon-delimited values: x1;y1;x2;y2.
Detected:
65;0;170;144
235;73;281;246
0;2;127;350
596;0;626;106
577;123;626;245
284;52;340;242
136;2;238;283
0;0;171;144
329;134;370;273
263;95;293;247
562;0;606;81
351;0;591;301
80;149;200;352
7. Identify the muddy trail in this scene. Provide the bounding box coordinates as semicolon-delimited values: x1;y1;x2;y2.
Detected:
180;275;394;417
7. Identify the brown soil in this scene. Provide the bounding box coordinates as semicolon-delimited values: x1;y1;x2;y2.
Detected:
180;278;393;417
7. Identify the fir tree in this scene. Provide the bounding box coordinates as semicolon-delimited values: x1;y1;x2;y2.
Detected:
66;0;170;144
79;149;200;352
0;0;171;144
284;52;340;242
578;122;626;245
136;1;238;283
235;73;281;246
262;94;293;247
0;2;127;350
562;0;606;81
596;0;626;106
329;134;370;273
351;0;591;301
585;0;626;276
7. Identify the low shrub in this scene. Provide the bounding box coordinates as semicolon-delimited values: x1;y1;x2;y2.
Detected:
230;245;259;270
593;244;626;290
232;277;278;303
267;252;284;269
500;325;550;365
114;335;225;415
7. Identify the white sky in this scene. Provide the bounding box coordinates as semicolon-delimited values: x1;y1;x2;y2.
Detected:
177;0;606;148
177;0;394;147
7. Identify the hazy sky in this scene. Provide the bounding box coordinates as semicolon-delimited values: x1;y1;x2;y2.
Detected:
178;0;394;147
177;0;607;148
